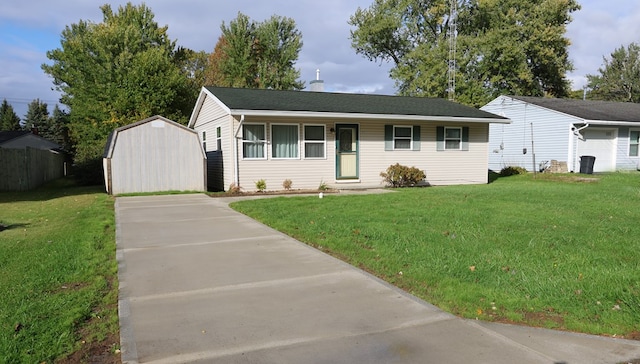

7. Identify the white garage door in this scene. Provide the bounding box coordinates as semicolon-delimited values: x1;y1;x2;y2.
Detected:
577;128;617;172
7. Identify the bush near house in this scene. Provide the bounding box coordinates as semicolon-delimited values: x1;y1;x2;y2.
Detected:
380;163;426;187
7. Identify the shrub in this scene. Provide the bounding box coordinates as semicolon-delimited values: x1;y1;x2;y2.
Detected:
227;183;241;195
318;180;329;191
380;163;426;187
500;166;528;176
255;179;267;192
282;179;293;190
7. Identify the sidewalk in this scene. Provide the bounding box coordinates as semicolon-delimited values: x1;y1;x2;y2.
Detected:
115;193;640;363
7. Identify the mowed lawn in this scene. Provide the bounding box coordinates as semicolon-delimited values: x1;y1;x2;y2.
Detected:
231;172;640;338
0;180;118;363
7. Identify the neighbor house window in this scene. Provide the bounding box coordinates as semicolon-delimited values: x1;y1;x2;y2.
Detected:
394;126;412;149
271;124;299;159
304;125;325;158
630;130;640;157
202;131;206;150
216;126;222;150
384;125;421;151
242;123;266;159
436;126;469;151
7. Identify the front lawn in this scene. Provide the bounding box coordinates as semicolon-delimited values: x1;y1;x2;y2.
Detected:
0;179;119;363
231;172;640;338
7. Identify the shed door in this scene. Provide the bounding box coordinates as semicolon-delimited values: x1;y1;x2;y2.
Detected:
577;128;617;172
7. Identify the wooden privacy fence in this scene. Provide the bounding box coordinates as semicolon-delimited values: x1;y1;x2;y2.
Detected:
0;147;65;191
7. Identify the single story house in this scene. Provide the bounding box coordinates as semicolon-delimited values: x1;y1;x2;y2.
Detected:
481;96;640;173
0;130;61;150
103;115;206;195
188;87;510;191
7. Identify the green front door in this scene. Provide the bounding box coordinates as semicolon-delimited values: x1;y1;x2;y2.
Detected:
335;124;359;179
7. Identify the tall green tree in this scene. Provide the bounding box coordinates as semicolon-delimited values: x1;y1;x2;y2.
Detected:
0;99;21;131
44;105;71;150
586;43;640;103
204;12;304;90
349;0;580;106
22;99;49;133
42;3;195;167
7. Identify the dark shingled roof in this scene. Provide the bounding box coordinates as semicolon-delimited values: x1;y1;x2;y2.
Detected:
205;87;507;120
0;131;30;145
512;96;640;122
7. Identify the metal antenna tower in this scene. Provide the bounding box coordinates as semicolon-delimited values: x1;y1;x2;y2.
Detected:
447;0;457;101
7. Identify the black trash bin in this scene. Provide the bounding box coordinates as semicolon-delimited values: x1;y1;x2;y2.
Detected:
579;155;596;174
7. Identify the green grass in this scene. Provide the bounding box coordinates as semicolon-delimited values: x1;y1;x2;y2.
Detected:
231;172;640;337
0;179;118;363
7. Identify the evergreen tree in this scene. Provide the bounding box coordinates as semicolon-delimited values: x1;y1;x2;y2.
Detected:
0;99;21;131
22;99;49;134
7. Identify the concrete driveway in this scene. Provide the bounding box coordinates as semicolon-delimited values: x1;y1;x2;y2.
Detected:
115;194;640;364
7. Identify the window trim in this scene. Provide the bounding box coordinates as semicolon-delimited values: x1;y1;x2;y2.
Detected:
630;129;640;157
242;123;267;160
270;123;300;160
444;127;463;150
303;124;326;159
436;126;469;151
216;126;222;151
393;125;413;150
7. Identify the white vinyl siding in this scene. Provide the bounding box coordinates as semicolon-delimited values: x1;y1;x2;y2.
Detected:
304;124;326;159
482;96;573;172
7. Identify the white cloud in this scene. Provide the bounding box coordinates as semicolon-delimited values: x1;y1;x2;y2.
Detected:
566;0;640;89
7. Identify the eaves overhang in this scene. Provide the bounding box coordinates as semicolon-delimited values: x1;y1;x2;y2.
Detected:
229;109;512;124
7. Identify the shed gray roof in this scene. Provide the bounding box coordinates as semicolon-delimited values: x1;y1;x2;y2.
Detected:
204;86;508;121
511;96;640;122
103;115;196;158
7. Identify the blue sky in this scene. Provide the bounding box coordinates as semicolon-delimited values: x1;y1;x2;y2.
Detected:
1;0;639;118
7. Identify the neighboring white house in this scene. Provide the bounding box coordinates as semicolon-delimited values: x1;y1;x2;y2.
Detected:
188;87;510;192
482;96;640;173
103;115;206;195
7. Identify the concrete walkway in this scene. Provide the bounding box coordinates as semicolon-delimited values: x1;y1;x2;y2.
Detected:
115;194;640;364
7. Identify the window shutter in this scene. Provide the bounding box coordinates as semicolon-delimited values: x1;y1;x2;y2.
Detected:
385;125;393;151
436;126;445;151
462;127;469;151
412;125;421;151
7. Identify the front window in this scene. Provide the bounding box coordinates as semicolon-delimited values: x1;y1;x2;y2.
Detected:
271;124;299;159
394;126;412;150
631;130;640;157
445;127;462;150
304;125;325;158
242;124;266;159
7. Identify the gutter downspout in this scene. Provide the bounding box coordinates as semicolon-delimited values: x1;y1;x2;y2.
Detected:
233;114;245;187
572;123;589;172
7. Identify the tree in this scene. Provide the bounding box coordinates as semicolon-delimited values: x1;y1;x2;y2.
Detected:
42;3;195;170
204;12;304;90
586;43;640;103
22;99;50;133
0;99;21;131
349;0;580;106
44;105;71;151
